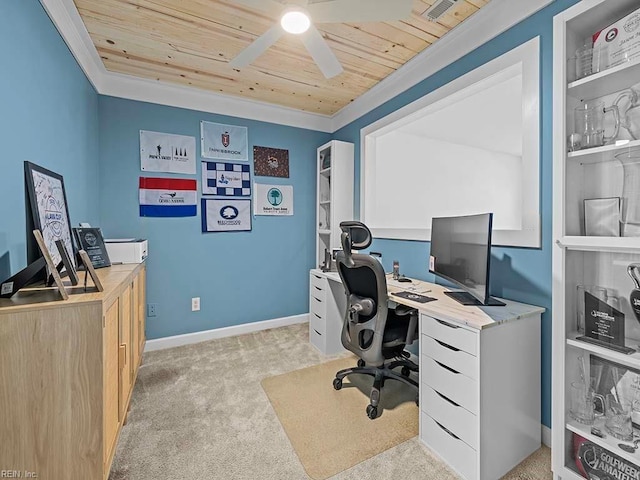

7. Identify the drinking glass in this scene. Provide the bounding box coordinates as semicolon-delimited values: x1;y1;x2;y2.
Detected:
605;394;634;441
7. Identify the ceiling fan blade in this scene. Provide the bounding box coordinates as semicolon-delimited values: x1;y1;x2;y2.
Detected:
229;25;284;68
308;0;413;23
231;0;284;17
300;25;343;79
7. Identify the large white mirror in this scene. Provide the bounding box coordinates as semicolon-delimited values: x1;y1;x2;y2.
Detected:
360;37;540;248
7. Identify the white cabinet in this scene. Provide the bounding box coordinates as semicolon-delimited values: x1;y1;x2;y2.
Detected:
419;312;541;480
552;1;640;478
308;270;347;355
315;140;354;268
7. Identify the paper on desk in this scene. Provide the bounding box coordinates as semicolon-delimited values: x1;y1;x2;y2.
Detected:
387;277;431;294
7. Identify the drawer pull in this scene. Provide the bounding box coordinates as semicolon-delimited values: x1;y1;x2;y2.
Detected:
314;286;323;291
435;318;459;329
434;419;460;440
314;329;322;336
434;359;460;375
313;297;323;303
313;275;322;280
435;339;460;351
435;389;460;407
314;313;322;319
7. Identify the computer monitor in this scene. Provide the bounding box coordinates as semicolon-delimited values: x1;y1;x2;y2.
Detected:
429;212;504;306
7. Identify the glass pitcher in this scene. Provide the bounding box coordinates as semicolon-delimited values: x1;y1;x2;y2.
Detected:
574;100;620;149
614;88;640;140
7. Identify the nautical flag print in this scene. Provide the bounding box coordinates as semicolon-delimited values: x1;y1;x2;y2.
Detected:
139;177;197;217
201;161;251;196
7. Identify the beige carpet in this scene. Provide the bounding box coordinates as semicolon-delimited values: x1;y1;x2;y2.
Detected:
108;323;553;480
262;356;418;480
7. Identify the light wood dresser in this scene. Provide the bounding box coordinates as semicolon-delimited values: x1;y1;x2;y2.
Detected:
0;263;146;480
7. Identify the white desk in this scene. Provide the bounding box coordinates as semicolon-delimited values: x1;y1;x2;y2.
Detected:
308;268;544;480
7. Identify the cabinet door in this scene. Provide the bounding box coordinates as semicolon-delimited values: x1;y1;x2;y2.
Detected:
104;299;120;466
131;276;140;373
138;267;146;353
119;286;132;419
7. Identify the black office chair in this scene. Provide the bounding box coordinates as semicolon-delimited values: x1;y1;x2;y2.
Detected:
332;221;419;419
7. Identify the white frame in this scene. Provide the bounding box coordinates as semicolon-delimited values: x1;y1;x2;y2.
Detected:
360;37;541;248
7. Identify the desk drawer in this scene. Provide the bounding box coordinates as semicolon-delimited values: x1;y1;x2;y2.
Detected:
422;385;477;450
310;273;327;295
421;334;477;380
421;412;477;480
310;294;326;319
309;310;325;335
422;355;478;415
421;315;477;356
309;325;326;352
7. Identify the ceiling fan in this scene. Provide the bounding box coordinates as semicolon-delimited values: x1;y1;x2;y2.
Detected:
229;0;414;79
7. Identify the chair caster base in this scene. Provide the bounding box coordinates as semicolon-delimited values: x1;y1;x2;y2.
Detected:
366;404;378;419
333;378;343;390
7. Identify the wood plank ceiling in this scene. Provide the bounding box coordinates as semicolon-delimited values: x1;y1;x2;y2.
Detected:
74;0;489;115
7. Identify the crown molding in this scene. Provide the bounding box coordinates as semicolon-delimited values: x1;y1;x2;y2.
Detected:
40;0;552;134
330;0;554;131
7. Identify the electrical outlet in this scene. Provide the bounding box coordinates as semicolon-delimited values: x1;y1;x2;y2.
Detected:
147;303;157;317
191;297;200;312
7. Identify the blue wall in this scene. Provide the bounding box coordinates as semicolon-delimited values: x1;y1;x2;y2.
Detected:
334;0;580;428
0;0;99;280
98;97;330;339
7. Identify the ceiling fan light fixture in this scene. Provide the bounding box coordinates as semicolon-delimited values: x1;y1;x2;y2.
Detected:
280;8;311;34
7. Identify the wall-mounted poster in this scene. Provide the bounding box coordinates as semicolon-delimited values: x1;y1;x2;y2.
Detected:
253;146;290;177
201;121;248;161
139;177;197;217
201;161;251;196
24;161;74;269
254;183;293;216
201;199;251;232
140;130;196;174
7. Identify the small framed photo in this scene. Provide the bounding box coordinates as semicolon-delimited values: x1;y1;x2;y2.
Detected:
584;197;620;236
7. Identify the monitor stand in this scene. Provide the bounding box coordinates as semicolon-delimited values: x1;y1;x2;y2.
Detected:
444;290;506;307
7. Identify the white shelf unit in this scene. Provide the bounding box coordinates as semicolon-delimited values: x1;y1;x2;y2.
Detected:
315;140;354;269
553;1;640;478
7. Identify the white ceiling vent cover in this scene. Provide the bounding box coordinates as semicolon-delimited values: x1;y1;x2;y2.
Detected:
422;0;459;21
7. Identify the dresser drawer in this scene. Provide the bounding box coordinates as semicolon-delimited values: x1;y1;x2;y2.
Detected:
309;325;326;352
310;294;326;319
309;310;325;335
421;334;478;380
421;412;477;480
422;355;478;415
310;273;327;295
422;315;477;356
422;385;477;450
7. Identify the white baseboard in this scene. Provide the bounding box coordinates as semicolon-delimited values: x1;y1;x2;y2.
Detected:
542;424;551;448
144;314;309;352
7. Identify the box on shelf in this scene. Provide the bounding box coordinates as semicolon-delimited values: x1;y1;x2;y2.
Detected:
105;239;148;264
593;6;640;70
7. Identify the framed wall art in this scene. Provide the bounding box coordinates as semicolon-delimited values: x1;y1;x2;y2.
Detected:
24;161;74;270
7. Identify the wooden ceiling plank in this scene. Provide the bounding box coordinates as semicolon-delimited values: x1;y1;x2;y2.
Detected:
436;1;479;29
103;56;345;114
96;41;373;98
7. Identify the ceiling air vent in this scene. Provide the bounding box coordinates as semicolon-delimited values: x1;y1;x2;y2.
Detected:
422;0;459;21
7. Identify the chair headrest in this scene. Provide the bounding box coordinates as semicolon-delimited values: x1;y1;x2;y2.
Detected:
339;221;372;252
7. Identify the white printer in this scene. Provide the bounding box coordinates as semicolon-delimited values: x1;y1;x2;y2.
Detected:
105;238;148;264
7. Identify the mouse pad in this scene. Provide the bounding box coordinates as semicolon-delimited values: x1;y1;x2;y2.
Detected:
392;291;437;303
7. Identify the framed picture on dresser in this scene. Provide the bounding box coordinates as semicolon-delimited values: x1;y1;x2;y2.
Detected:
24;161;74;271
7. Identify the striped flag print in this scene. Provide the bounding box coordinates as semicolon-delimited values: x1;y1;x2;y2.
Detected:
139;177;197;217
